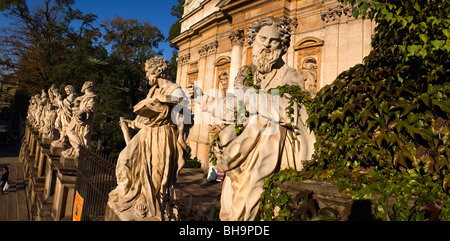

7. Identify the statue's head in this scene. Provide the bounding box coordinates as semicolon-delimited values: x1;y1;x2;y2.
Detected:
51;87;60;96
65;85;75;95
247;17;291;74
41;90;48;99
145;57;172;85
81;81;95;94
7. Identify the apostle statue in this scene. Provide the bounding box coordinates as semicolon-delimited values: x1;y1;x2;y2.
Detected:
26;94;40;126
37;90;49;132
52;85;78;148
107;57;190;221
61;81;98;160
41;85;60;140
190;17;316;221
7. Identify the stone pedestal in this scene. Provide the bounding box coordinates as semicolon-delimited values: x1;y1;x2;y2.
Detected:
26;174;45;221
50;143;64;156
41;136;53;145
36;152;59;221
60;154;77;168
26;136;51;220
51;163;77;221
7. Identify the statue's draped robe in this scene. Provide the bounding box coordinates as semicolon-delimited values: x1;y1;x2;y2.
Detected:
55;96;76;138
108;84;185;220
65;93;98;150
216;63;316;221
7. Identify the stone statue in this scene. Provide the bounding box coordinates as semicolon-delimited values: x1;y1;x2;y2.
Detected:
37;90;49;132
52;85;78;148
61;81;98;160
41;85;60;140
26;94;40;126
30;94;41;128
197;17;316;221
301;57;318;97
107;57;190;221
218;70;229;98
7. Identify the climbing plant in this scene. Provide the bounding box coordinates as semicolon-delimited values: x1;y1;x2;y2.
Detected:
261;0;450;221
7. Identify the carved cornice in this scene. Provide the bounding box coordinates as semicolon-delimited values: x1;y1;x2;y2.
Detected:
220;0;274;16
278;16;298;34
177;53;191;65
198;41;219;57
228;29;245;46
320;4;357;23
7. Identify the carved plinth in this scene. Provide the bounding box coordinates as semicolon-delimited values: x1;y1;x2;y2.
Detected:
60;154;77;168
50;143;64;156
52;171;76;221
41;136;53;145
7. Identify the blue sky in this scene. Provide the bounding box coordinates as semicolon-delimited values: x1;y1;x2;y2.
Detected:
0;0;179;60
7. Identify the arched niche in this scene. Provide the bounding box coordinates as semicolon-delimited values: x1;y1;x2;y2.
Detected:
214;56;231;96
294;37;324;96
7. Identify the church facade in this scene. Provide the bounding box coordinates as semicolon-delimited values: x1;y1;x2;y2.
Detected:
171;0;375;168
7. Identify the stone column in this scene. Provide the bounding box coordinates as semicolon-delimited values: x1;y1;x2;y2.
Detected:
228;30;245;90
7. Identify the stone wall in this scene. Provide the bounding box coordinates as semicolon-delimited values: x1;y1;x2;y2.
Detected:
19;122;77;221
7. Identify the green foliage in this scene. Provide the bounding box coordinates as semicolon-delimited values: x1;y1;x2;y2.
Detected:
168;0;185;82
209;133;219;166
261;0;450;221
183;158;202;168
101;16;164;62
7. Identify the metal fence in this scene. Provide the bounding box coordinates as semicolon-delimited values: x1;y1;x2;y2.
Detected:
75;147;117;221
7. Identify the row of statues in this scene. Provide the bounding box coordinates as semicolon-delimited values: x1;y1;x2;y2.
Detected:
107;17;316;221
26;81;98;161
23;16;316;221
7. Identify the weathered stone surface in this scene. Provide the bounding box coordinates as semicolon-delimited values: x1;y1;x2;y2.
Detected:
107;57;190;221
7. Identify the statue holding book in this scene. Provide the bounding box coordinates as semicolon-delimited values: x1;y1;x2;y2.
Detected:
107;57;190;221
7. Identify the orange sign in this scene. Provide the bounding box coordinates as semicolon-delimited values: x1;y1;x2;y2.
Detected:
72;191;84;221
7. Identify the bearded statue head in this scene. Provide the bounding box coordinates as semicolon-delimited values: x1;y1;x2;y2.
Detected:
247;17;291;74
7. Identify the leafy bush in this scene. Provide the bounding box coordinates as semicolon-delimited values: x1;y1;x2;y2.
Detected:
261;0;450;221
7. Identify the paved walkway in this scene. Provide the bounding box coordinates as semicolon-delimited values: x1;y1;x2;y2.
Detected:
174;168;222;213
0;143;29;221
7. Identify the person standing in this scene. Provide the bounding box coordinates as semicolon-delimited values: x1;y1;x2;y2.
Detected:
0;166;9;195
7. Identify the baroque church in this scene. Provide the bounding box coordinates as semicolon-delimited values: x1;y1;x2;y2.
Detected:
171;0;375;169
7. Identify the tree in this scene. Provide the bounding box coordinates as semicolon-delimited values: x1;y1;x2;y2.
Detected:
167;0;184;80
0;1;167;157
101;15;165;107
0;0;103;117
